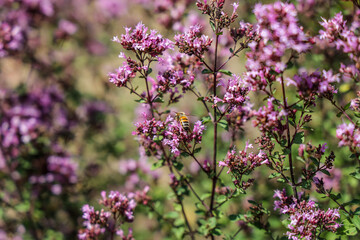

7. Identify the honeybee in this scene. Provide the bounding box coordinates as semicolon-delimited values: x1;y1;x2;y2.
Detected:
175;112;191;132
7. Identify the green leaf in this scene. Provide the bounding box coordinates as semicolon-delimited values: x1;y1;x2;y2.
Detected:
202;116;211;124
151;160;164;170
219;69;233;76
15;202;30;213
336;111;343;117
269;172;281;179
208;217;217;229
202;69;212;74
153;97;164;103
194;147;202;154
229;48;234;53
180;152;190;157
282;148;291;155
218;119;229;131
350;168;360;180
200;193;211;200
320;169;330;176
229;214;240;221
344;199;360;207
303;126;314;131
343;219;358;236
173;161;184;171
147;68;153;75
286;61;294;70
344;102;351;110
153;135;164;142
277;178;286;183
354;112;360;118
172;227;185;239
309;156;319;165
135;98;147;103
291;104;303;110
293;132;305;144
210;21;216;32
164;211;179;219
301;180;312;190
217;195;227;203
212;227;222;236
329;193;342;201
352;215;360;230
216;32;223;36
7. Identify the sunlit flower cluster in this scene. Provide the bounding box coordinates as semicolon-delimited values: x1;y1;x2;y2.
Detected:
252;98;286;136
174;24;212;57
336;122;360;152
79;187;150;239
114;22;174;57
274;190;340;240
244;2;311;90
219;142;269;190
163;116;205;156
287;70;339;99
214;74;250;109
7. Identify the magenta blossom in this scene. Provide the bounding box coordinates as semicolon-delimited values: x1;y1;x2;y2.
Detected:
174;24;212;57
287;70;339;99
163;116;205;157
214;74;250;109
336;122;360;152
114;22;174;57
274;190;340;240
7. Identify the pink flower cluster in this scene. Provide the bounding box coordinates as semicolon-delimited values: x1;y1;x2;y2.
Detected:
156;69;194;92
287;70;339;99
336;122;360;152
163;117;205;156
79;187;150;239
219;142;269;190
100;191;137;222
196;0;239;29
0;21;24;57
108;55;143;88
254;2;311;54
174;24;212;57
29;156;78;195
245;2;311;90
230;21;258;42
214;74;250;109
319;11;360;81
252;98;286;136
274;190;340;240
114;22;174;57
133;117;168;157
156;52;203;93
220;142;269;174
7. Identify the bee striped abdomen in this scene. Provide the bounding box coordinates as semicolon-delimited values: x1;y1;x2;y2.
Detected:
179;116;190;131
176;112;191;132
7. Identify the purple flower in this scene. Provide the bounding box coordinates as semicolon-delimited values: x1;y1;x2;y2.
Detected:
100;191;137;222
115;22;174;57
252;98;286;135
0;21;24;57
163;117;206;157
108;56;140;88
215;74;250;108
336;122;360;152
174;24;212;56
287;70;339;99
244;2;312;90
274;190;340;239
